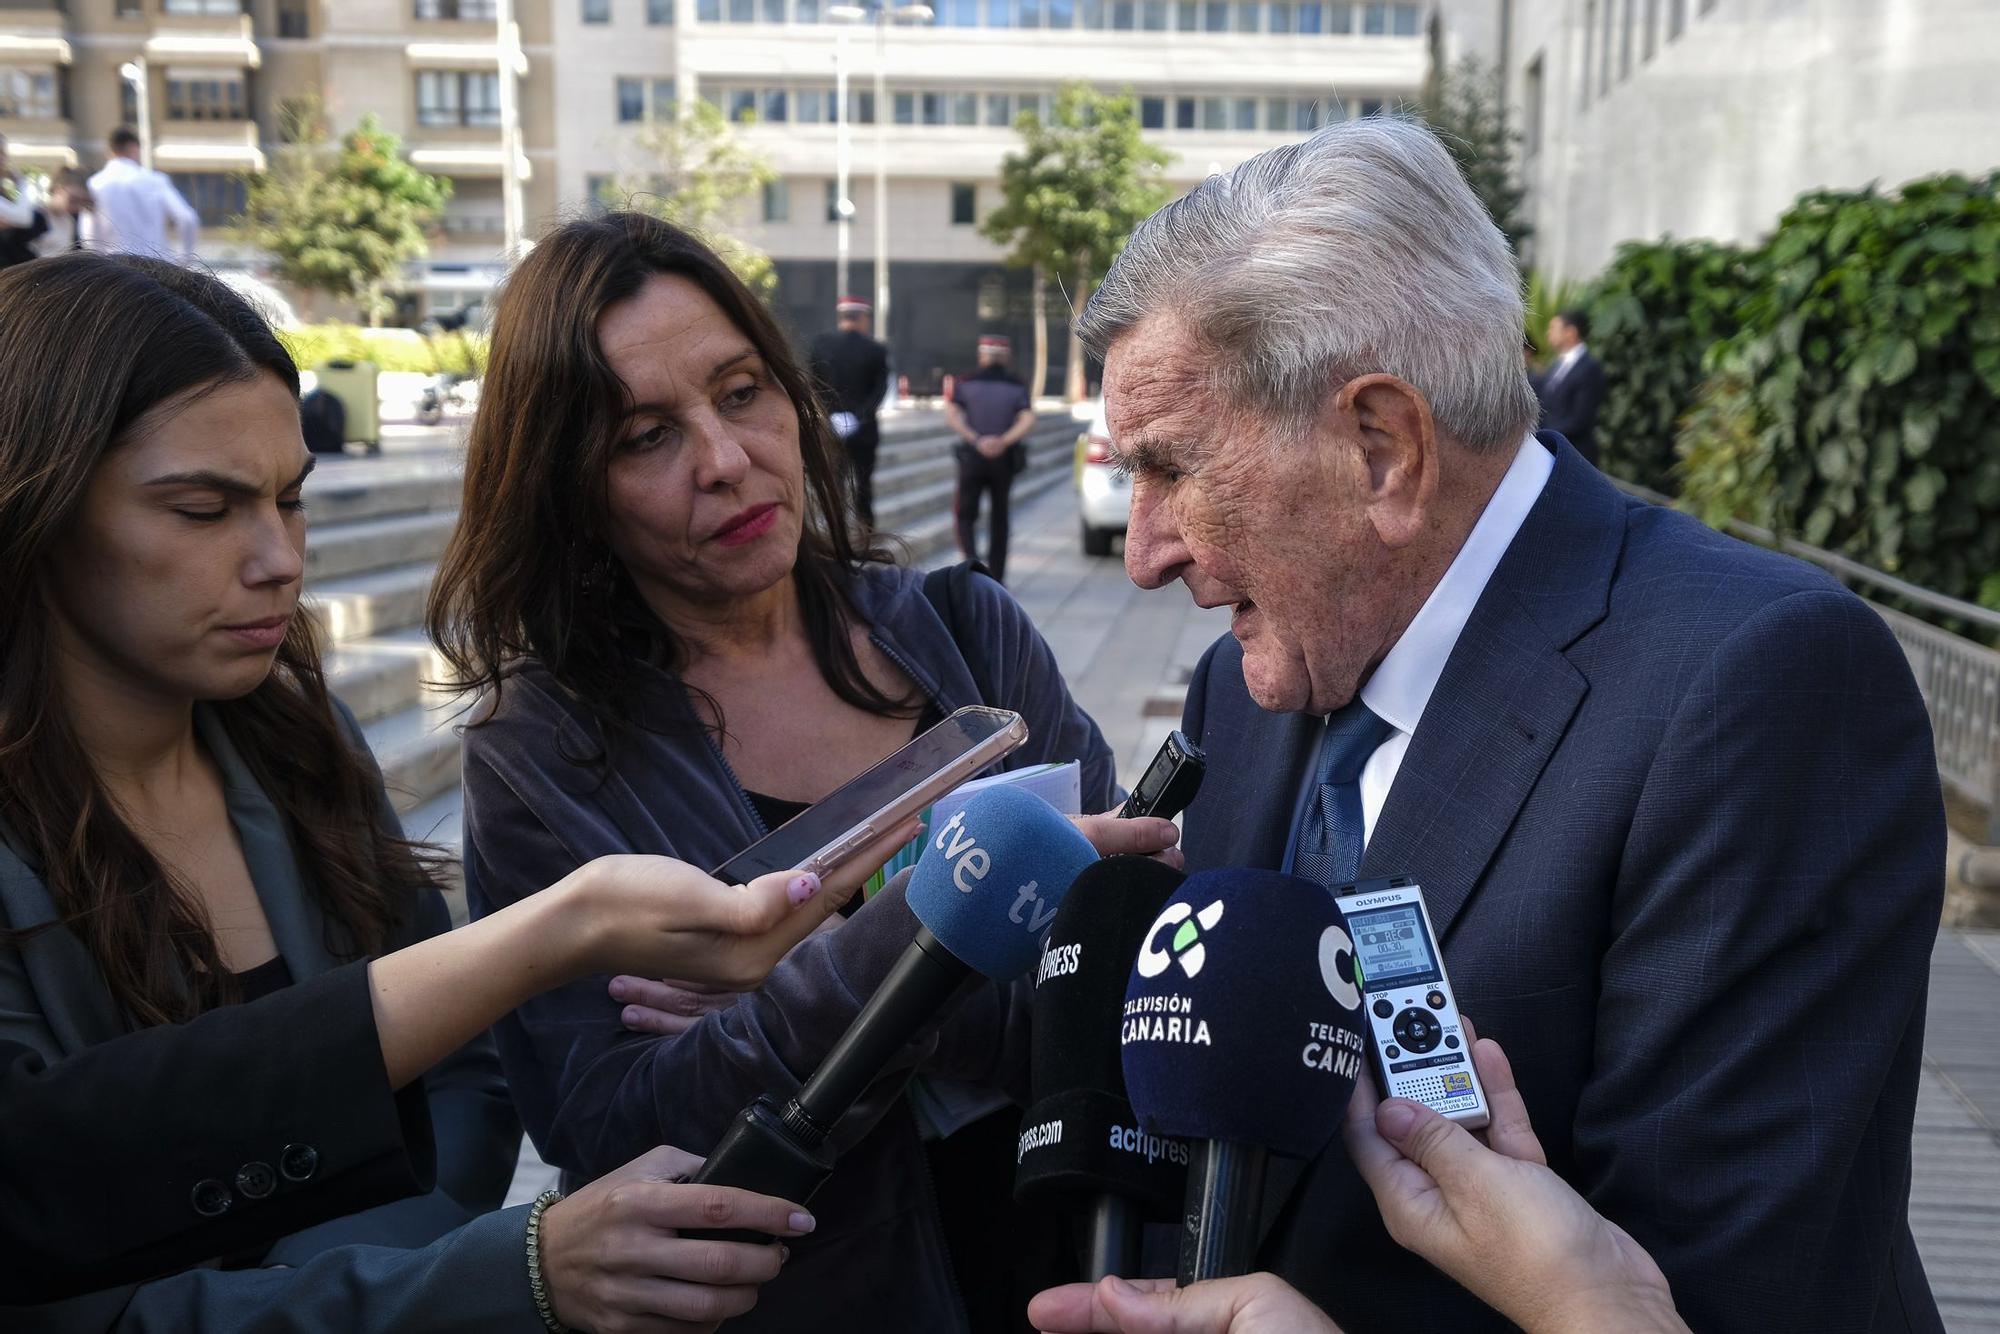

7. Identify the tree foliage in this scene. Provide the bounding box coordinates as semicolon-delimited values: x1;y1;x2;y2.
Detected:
1416;54;1531;254
240;100;451;322
982;83;1172;398
609;98;778;295
1580;238;1761;492
1675;173;2000;607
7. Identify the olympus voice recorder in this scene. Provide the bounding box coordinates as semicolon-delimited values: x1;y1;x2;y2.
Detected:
1332;878;1489;1129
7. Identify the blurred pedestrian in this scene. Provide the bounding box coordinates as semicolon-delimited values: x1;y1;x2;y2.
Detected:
807;295;890;528
35;169;97;257
0;135;49;268
945;334;1035;583
1533;308;1605;468
87;127;199;263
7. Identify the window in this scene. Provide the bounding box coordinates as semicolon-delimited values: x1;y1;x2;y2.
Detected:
727;87;756;121
1643;0;1658;58
1264;96;1290;130
1080;0;1105;22
1049;0;1075;24
164;0;242;12
169;172;246;226
616;77;644;121
1296;2;1321;32
1020;0;1041;26
697;0;720;16
650;0;676;19
1362;2;1386;34
762;88;788;122
949;0;979;22
763;180;790;222
1699;0;1716;11
582;0;610;21
727;0;754;19
853;90;875;123
1267;2;1291;32
798;0;820;18
1668;0;1686;37
418;70;499;127
824;179;842;222
166;74;248;122
950;182;976;225
951;92;977;125
1523;54;1544;155
652;79;674;119
278;1;311;36
1111;0;1134;27
762;0;786;20
1200;97;1225;130
1175;0;1197;28
1232;97;1256;130
797;88;824;122
1299;98;1322;129
0;68;58;120
584;174;615;215
1358;97;1383;116
987;0;1013;25
985;92;1012;126
921;91;944;125
1140;95;1165;130
1619;0;1634;78
1142;1;1167;28
1327;2;1352;33
1173;97;1195;130
1232;1;1257;30
1203;0;1226;29
1391;2;1418;35
894;91;915;124
415;0;497;14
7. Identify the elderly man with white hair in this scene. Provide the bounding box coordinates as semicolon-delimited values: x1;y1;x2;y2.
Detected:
1074;119;1943;1333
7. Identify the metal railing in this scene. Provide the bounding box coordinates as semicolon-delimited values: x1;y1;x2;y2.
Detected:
1609;477;2000;841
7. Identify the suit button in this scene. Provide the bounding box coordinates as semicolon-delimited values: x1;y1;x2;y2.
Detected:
279;1143;319;1183
190;1179;232;1217
235;1161;276;1200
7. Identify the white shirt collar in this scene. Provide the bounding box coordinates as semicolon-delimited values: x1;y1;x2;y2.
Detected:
1358;432;1554;737
97;157;141;176
1556;342;1588;371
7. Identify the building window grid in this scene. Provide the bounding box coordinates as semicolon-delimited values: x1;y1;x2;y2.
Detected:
166;74;248;122
0;67;59;120
583;0;611;21
700;81;1364;134
169;171;246;226
682;0;1421;26
950;181;976;224
417;69;500;128
415;0;498;16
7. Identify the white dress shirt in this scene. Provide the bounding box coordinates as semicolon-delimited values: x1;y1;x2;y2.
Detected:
1283;432;1555;872
1544;342;1589;388
86;156;199;262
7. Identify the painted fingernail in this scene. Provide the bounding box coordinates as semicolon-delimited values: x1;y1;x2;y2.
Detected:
787;873;821;906
788;1210;816;1234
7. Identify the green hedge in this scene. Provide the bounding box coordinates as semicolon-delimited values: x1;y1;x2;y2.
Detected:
1675;173;2000;607
1582;238;1760;493
278;324;488;376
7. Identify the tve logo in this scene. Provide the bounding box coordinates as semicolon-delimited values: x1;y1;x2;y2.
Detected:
931;807;1059;932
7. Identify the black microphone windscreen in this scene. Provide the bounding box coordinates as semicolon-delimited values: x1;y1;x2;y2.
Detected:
1015;856;1189;1214
1122;869;1367;1160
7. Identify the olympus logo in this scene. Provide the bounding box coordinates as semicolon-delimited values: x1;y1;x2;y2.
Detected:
1348;894;1406;908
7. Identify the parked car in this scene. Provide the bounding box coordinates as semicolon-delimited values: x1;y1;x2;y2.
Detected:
1074;398;1129;557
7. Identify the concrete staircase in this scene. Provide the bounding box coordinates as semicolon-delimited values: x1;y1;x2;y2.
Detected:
308;411;1082;889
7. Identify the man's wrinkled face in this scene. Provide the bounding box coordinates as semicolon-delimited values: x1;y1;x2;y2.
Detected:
1105;314;1397;715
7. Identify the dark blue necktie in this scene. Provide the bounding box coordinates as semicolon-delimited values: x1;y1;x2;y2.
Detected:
1292;698;1396;891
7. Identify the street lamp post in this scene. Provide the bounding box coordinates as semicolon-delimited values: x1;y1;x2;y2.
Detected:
118;58;150;170
495;0;526;257
833;21;854;299
829;3;931;350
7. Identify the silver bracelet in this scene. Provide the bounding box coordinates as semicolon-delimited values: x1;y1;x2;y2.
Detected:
525;1187;569;1334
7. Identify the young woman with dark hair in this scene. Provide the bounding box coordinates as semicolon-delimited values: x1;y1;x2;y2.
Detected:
0;251;895;1331
427;212;1180;1332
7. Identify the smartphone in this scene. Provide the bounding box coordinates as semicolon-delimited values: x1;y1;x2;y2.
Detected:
1118;729;1207;821
711;705;1029;883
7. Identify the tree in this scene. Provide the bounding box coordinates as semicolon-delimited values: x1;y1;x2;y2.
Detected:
1416;53;1533;254
982;84;1172;400
239;99;451;324
608;99;778;295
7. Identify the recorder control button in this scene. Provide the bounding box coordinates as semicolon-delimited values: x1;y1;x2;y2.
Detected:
1385;1045;1402;1060
1427;991;1447;1010
1373;999;1393;1019
1393;1008;1441;1054
1445;1035;1460;1050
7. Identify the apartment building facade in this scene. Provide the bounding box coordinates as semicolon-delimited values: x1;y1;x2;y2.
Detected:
0;0;553;317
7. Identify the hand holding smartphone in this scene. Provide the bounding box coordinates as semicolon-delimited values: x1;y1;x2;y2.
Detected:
710;706;1029;884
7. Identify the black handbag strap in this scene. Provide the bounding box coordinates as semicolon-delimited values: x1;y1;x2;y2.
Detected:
920;559;998;706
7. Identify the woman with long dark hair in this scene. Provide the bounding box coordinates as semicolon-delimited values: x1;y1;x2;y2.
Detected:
427;212;1179;1332
0;252;877;1332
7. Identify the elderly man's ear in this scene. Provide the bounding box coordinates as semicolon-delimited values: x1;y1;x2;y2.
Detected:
1330;373;1439;550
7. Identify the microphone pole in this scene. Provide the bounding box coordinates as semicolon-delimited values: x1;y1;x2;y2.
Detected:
1178;1140;1268;1284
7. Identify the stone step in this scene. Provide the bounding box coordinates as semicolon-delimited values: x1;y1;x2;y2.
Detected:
402;786;464;852
306;458;463;525
361;696;466;816
895;451;1074;564
307;509;460;584
326;630;455;724
306;562;437;645
872;430;1073;536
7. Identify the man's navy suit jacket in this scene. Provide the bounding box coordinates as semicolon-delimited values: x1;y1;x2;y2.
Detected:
1536;351;1607;466
1178;436;1944;1333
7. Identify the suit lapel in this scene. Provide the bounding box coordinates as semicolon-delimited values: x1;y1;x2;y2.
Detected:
1255;438;1628;1250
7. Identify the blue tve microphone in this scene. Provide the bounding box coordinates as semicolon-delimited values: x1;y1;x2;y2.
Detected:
1121;869;1368;1283
690;785;1099;1233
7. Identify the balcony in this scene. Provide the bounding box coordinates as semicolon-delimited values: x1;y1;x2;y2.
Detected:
146;12;260;69
0;0;69;65
154;121;264;172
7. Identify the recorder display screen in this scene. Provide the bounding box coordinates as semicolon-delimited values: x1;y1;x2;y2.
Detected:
1347;904;1440;988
